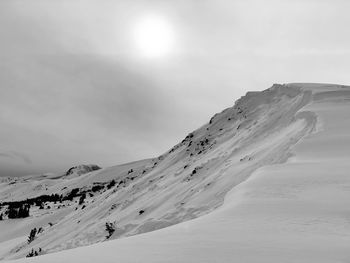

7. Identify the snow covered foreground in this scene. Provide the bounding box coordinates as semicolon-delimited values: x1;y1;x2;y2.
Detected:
2;83;350;262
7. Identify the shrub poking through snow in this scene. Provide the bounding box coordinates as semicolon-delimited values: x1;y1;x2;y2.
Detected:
26;248;42;258
78;193;86;205
105;221;116;239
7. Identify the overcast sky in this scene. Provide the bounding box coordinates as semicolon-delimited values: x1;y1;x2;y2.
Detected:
1;0;350;177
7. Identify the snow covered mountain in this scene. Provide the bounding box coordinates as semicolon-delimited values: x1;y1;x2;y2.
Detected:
1;83;350;262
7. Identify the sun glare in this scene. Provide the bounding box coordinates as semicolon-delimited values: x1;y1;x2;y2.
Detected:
133;15;175;58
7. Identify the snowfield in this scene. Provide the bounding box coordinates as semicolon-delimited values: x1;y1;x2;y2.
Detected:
1;83;350;262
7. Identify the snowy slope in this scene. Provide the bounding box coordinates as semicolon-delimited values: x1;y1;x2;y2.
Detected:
2;83;350;262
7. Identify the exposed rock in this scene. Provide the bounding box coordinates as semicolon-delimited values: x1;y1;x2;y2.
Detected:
65;164;101;177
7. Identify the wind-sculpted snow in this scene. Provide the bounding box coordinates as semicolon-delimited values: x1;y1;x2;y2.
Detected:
0;84;330;260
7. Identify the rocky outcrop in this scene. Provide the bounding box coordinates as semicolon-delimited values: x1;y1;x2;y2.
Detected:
65;164;101;177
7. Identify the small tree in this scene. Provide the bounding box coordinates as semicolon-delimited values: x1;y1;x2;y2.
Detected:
105;222;116;239
18;204;30;217
28;228;37;243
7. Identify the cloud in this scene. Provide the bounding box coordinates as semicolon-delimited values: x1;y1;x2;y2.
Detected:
1;0;350;177
0;151;32;164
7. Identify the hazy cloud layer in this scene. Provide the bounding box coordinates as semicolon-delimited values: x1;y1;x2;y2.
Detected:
1;0;350;176
0;151;31;164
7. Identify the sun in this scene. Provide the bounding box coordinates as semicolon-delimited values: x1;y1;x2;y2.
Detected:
133;15;175;58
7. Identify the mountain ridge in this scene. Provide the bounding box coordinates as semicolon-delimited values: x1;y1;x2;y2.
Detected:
0;83;342;260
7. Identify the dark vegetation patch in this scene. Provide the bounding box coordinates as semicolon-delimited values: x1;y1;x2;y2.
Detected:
0;194;62;219
0;166;145;220
184;166;204;182
107;180;116;189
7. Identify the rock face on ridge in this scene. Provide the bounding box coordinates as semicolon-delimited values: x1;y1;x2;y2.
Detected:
65;164;102;177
